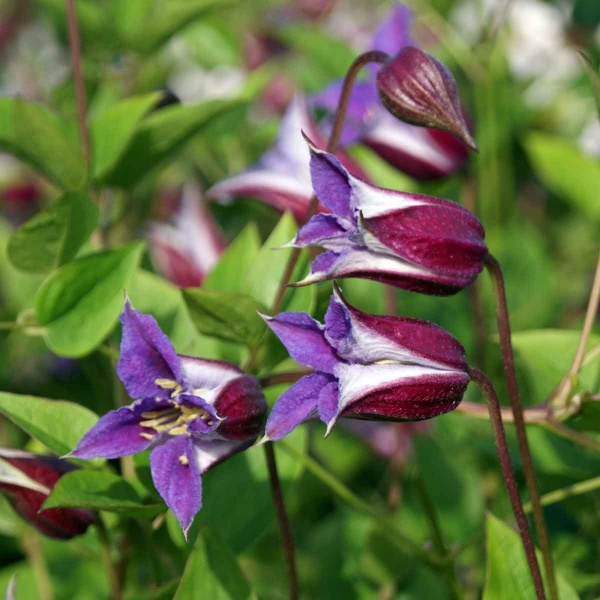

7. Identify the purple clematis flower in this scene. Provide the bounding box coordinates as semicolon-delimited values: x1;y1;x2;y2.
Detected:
148;184;226;288
70;301;267;536
262;284;470;441
312;4;471;180
207;95;368;220
289;142;487;295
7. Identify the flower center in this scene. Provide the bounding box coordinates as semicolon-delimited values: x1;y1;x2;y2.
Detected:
138;403;215;440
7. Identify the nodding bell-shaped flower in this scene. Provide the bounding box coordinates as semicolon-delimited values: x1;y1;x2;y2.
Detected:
289;142;487;295
376;46;477;151
207;95;368;220
148;184;226;288
262;285;470;441
70;300;267;537
0;449;96;539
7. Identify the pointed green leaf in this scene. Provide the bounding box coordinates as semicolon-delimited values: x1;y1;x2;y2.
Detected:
43;470;162;517
483;513;579;600
174;527;252;600
0;392;98;456
183;288;266;347
7;193;98;273
91;92;160;180
35;243;144;357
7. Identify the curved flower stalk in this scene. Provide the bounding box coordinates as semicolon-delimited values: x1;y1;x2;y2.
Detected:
0;449;96;539
262;284;470;440
70;300;267;536
148;184;226;288
207;95;367;220
289;142;487;294
312;4;471;179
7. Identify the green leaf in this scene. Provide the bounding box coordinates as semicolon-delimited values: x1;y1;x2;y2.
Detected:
511;329;600;404
7;193;98;273
174;527;252;600
43;470;162;517
105;99;246;187
243;212;296;308
0;98;87;190
0;392;98;456
91;92;160;180
483;513;579;600
183;289;266;347
125;1;222;54
524;132;600;223
35;243;144;357
203;223;261;294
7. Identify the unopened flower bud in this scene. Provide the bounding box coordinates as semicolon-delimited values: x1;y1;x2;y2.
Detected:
376;46;477;151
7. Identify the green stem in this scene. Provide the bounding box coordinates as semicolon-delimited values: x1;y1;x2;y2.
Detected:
524;476;600;512
22;530;54;600
96;518;122;600
278;440;444;568
541;420;600;454
0;322;17;330
414;473;465;600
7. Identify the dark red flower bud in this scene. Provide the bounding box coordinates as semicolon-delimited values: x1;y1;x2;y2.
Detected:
0;449;96;540
376;46;477;151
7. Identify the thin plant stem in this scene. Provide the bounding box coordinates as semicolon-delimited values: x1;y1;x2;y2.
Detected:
259;370;312;387
65;0;90;166
524;475;600;511
263;442;299;600
270;50;388;315
278;440;445;568
468;367;546;600
456;401;548;423
0;322;17;330
96;518;122;600
541;419;600;454
484;253;557;600
22;530;54;600
384;285;396;316
414;473;465;600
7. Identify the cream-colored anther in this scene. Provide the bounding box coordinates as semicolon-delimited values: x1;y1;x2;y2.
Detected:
178;454;189;465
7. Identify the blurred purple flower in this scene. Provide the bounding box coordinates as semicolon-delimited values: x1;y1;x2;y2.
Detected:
149;184;226;288
312;4;471;179
70;301;267;536
289;143;487;295
0;449;96;540
262;284;470;440
208;95;368;221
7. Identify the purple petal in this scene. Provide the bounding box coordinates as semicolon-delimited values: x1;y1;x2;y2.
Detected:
177;394;220;435
192;439;254;474
179;356;243;390
150;436;201;537
325;285;468;371
69;398;169;459
117;301;182;400
294;214;352;250
335;362;469;421
262;312;338;373
371;5;414;57
318;380;339;429
309;146;353;220
265;373;334;441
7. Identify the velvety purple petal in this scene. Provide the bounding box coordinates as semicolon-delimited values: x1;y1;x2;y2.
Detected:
294;214;353;250
335;362;469;421
69;398;169;459
179;356;243;391
362;201;487;278
192;439;253;474
117;301;182;400
150;436;201;537
262;312;338;373
212;376;267;441
177;394;220;435
308;146;353;220
317;380;339;430
295;246;474;295
265;373;334;441
371;4;413;56
325;285;468;371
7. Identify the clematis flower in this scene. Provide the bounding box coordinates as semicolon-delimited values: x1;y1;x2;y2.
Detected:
0;449;96;539
289;142;487;295
312;4;471;179
148;184;226;288
262;284;470;440
70;301;267;536
207;95;368;221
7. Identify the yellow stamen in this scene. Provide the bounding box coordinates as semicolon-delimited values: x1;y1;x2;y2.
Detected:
154;379;178;389
178;454;189;465
168;426;190;437
170;384;184;398
139;432;154;440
